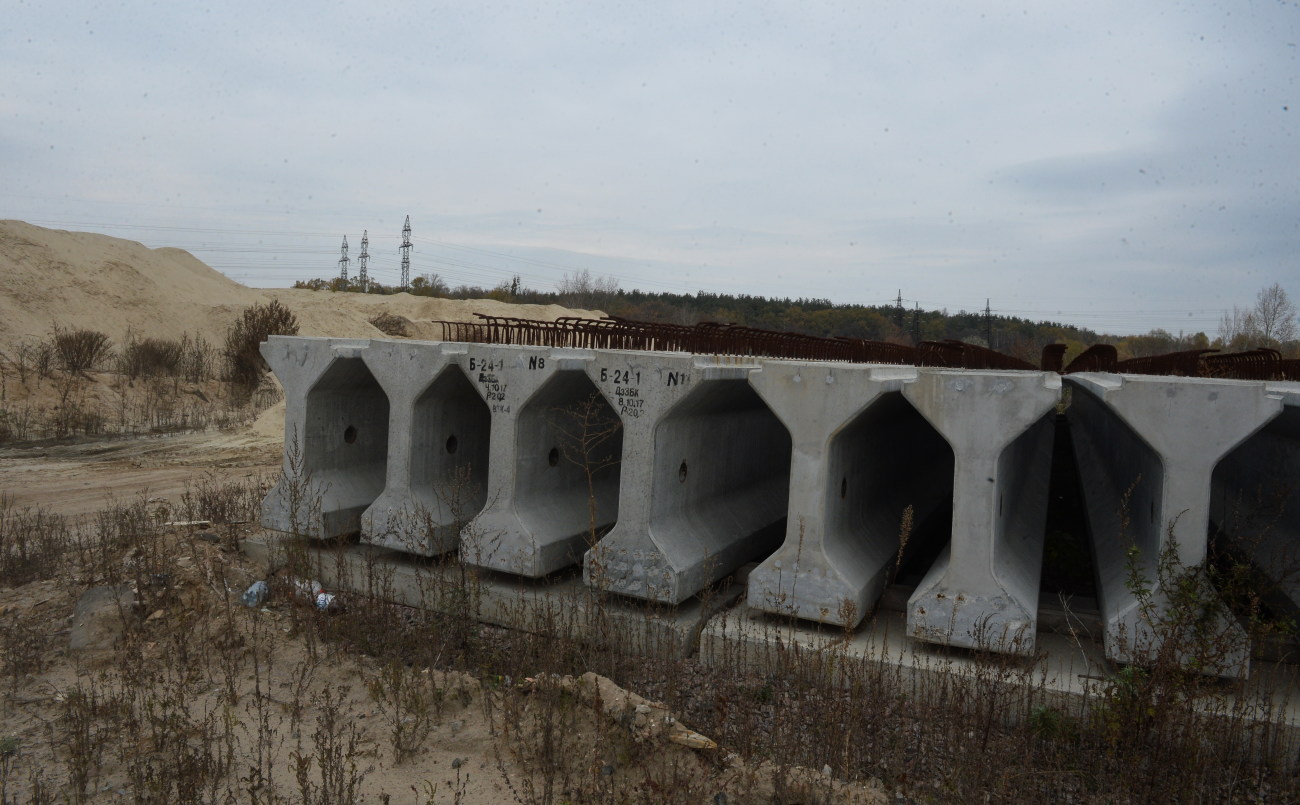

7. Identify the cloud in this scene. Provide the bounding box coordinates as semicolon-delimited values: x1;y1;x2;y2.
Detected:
1;1;1297;334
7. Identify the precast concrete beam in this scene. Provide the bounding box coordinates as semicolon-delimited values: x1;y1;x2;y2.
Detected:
359;340;491;556
510;364;622;569
1067;373;1283;674
904;370;1061;654
260;336;389;539
745;362;958;627
1212;385;1300;616
459;345;619;577
585;354;791;603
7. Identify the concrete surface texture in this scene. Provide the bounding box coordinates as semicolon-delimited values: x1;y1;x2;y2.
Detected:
260;336;1297;664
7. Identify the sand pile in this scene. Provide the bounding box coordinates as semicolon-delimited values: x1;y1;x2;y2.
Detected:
0;220;601;348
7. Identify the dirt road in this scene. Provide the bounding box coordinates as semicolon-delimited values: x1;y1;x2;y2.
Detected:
0;427;281;517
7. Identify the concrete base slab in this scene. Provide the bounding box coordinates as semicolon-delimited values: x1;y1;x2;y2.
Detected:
243;530;743;658
702;600;1300;740
701;603;1112;699
243;530;1300;738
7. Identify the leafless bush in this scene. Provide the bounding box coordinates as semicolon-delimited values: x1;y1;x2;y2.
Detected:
0;495;72;585
292;685;370;804
33;340;54;379
51;327;112;373
1;615;46;696
366;662;444;762
118;334;184;378
74;493;165;586
119;330;217;383
0;402;34;443
46;373;106;440
10;340;38;384
223;299;299;390
550;391;622;550
180;333;216;383
55;685;113;804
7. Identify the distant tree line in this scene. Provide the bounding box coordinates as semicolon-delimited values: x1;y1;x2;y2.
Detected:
294;272;1299;361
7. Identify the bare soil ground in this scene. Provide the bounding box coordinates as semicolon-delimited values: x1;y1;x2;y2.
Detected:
0;407;278;502
0;426;279;518
0;423;886;805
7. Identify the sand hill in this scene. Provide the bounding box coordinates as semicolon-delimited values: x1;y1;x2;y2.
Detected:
0;219;601;348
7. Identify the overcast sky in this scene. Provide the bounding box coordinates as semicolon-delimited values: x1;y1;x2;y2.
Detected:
3;1;1297;335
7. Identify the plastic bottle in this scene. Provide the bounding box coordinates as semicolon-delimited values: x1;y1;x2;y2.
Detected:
241;580;269;607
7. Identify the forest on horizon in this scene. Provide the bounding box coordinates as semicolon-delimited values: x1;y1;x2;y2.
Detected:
294;270;1298;363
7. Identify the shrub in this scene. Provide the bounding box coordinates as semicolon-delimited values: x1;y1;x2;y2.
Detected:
116;332;215;382
179;333;216;383
368;312;412;337
118;336;184;379
223;299;299;390
34;340;54;378
51;327;112;373
0;495;71;585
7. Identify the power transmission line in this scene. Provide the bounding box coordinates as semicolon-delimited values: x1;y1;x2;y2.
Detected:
358;230;370;292
400;216;412;290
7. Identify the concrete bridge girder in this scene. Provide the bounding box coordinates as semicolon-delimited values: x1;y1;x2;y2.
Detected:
359;340;489;556
1212;385;1300;622
745;361;937;627
261;337;389;540
454;345;610;577
1066;373;1284;675
584;354;792;604
903;370;1062;655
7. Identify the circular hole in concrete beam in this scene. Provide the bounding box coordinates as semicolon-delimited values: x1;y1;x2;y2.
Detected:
548;447;560;467
446;434;458;454
678;461;688;483
343;425;358;444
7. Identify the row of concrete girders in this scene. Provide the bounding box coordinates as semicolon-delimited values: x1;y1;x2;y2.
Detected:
259;336;1296;671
